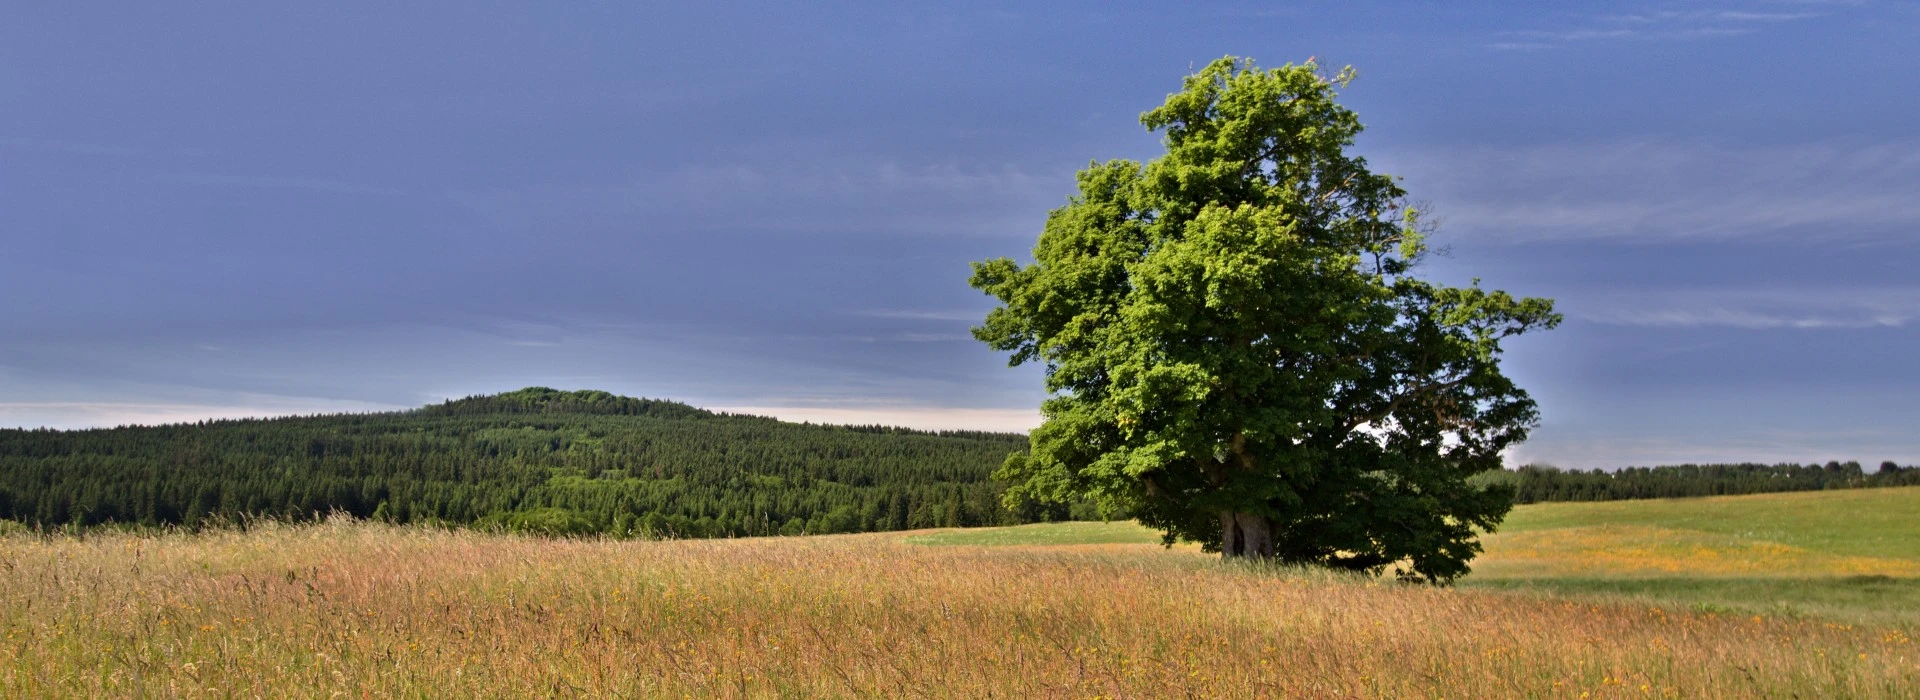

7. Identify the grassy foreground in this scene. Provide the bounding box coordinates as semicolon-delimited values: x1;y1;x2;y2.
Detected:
4;515;1917;697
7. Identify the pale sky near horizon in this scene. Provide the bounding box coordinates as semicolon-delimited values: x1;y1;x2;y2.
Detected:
5;2;1918;469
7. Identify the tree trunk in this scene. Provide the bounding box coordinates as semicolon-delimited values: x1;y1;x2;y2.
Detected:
1219;511;1274;559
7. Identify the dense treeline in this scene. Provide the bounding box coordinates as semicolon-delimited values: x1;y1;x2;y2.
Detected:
0;388;1073;536
1474;461;1920;503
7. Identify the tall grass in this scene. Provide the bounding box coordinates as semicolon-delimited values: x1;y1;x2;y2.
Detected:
3;520;1914;697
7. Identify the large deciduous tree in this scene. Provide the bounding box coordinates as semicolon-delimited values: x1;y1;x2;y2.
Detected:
969;57;1560;583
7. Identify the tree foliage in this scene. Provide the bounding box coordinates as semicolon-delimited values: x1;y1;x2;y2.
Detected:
970;57;1560;582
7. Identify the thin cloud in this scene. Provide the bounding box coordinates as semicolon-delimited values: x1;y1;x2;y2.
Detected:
1381;139;1920;243
447;159;1064;238
1;137;148;158
1713;11;1822;21
850;309;988;322
1578;288;1920;329
1495;5;1832;49
164;173;405;197
786;332;974;344
884;333;970;343
2;137;213;159
1487;42;1558;52
1510;428;1916;471
0;397;412;430
1507;28;1643;42
675;161;1051;198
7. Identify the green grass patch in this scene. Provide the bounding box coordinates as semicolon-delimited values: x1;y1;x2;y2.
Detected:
909;488;1920;626
1471;486;1920;627
1496;486;1920;560
1464;575;1920;627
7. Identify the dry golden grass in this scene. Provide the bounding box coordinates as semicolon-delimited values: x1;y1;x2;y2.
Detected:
3;520;1916;698
1473;524;1920;579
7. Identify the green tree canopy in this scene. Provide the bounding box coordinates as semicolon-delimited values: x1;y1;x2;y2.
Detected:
969;57;1560;583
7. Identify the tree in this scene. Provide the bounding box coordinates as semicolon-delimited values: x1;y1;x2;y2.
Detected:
969;57;1560;583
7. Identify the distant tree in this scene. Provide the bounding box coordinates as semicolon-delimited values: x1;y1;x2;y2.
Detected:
970;57;1559;583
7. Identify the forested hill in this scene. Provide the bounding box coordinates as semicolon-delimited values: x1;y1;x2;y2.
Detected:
413;386;720;420
0;388;1052;536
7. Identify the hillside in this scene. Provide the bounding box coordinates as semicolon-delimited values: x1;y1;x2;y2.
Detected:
0;388;1041;536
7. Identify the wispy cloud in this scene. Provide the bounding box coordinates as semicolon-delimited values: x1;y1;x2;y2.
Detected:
880;332;970;343
675;162;1049;198
1509;427;1916;470
1494;4;1834;49
447;159;1064;238
1;137;148;158
1382;139;1920;243
775;331;973;344
1578;287;1920;329
0;396;412;430
850;309;988;322
163;173;405;197
2;137;211;159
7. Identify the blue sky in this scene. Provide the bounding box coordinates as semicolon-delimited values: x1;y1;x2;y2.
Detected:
4;2;1917;469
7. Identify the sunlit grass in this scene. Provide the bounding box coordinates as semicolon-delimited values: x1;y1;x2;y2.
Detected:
1473;524;1920;578
4;518;1916;697
1461;487;1920;626
904;520;1167;546
910;488;1920;626
4;488;1918;696
1494;487;1920;560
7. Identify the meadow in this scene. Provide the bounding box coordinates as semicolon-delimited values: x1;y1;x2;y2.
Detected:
1;489;1915;697
1469;487;1920;627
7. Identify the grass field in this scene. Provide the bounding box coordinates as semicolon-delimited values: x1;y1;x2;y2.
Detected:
1471;487;1920;628
1;489;1916;696
913;488;1920;627
903;520;1170;547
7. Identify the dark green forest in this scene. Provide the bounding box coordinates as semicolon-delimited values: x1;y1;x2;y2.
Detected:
0;388;1077;536
1476;461;1920;503
5;387;1915;537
